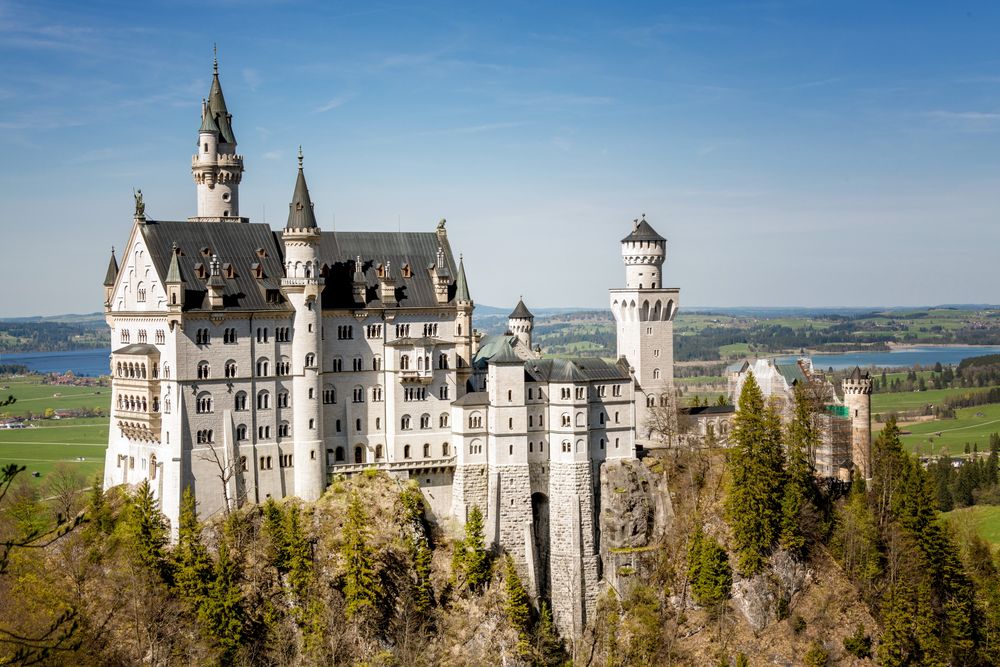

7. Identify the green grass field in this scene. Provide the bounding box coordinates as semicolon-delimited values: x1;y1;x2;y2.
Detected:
898;403;1000;457
0;377;110;418
944;505;1000;550
872;387;994;414
0;418;107;482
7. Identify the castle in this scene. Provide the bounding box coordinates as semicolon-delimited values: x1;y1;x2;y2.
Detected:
101;58;679;635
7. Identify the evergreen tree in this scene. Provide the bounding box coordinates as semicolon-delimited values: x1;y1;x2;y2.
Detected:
261;498;288;571
686;528;732;611
830;474;882;600
725;372;786;575
780;384;820;556
174;487;212;610
412;535;434;615
503;555;532;655
122;480;171;581
532;602;565;666
201;539;245;662
453;505;491;593
341;492;381;619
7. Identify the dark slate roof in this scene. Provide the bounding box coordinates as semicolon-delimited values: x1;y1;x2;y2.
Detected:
114;343;159;356
141;221;290;312
453;391;490;407
621;217;665;243
848;366;870;381
207;63;236;144
285;154;318;229
491;343;524;364
103;248;118;287
385;336;442;347
509;298;533;320
317;231;460;310
199;106;220;134
680;405;736;416
524;357;631;383
455;256;471;303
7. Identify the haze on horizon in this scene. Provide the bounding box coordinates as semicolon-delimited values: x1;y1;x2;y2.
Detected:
1;0;999;317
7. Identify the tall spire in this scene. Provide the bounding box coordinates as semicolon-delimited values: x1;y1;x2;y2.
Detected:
285;148;318;229
165;243;183;284
455;254;471;303
103;247;118;287
206;47;235;144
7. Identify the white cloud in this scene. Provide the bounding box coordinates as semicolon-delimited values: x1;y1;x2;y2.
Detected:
313;93;356;114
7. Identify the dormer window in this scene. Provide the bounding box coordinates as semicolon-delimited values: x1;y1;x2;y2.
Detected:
401;263;412;278
251;262;264;279
223;263;236;278
376;263;386;278
193;262;206;279
256;247;268;258
201;246;212;256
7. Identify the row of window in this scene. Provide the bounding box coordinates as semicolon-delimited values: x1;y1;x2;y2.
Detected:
115;361;157;379
399;354;449;370
330;441;451;463
119;329;166;345
116;394;159;413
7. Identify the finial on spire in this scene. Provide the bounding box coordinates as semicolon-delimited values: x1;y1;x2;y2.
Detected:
298;145;303;169
213;43;218;74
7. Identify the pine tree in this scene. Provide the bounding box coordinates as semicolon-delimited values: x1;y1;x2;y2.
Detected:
122;480;171;581
503;555;532;655
532;602;565;666
725;372;786;575
830;473;882;600
454;505;491;593
780;384;819;556
201;539;245;662
262;498;288;571
174;487;212;609
686;527;732;611
341;492;381;619
412;535;434;615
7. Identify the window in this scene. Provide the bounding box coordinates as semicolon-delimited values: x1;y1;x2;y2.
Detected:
366;324;383;339
278;422;290;437
355;418;361;431
615;411;620;423
423;443;430;458
277;391;289;408
308;388;314;399
354;446;364;463
197;361;211;379
508;390;513;402
163;397;171;414
401;414;411;430
439;385;449;400
275;327;290;342
276;359;290;375
469;413;483;429
375;444;384;459
613;384;621;397
404;445;412;459
197;393;213;414
137;286;146;302
281;454;293;468
615;438;620;449
196;429;214;444
257;390;270;410
138;329;147;344
442;442;450;456
120;329;130;344
438;353;448;369
224;361;237;378
337;325;354;340
353;386;364;403
599;438;605;450
163;363;170;379
529;415;533;427
395;324;410;338
575;387;585;400
256;358;270;376
240;456;247;471
469;439;483;455
561;387;570;400
305;353;316;367
236;424;247;440
196;328;210;345
224;328;238;344
234;392;247;411
335;419;342;433
599;412;605;425
332;358;343;372
561;413;570;427
256;327;269;343
155;329;165;345
258;425;272;440
323;386;336;404
259;455;273;470
373;356;382;371
372;386;383;402
352;357;363;371
400;354;410;370
335;447;345;462
653;349;660;358
420;414;430;429
375;417;381;430
562;440;571;453
439;413;449;428
509;417;514;430
653;368;661;380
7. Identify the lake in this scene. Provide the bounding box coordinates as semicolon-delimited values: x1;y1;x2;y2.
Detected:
786;346;1000;371
0;349;111;377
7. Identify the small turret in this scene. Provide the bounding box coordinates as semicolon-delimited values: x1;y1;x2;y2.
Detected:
433;245;451;304
455;255;471;305
191;49;244;221
103;247;118;309
507;297;534;350
620;214;666;289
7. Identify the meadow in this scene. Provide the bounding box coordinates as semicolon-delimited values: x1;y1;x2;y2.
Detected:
945;505;1000;550
897;403;1000;457
871;386;992;414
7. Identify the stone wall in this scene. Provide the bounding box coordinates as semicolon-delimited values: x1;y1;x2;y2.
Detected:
452;463;488;524
548;460;598;637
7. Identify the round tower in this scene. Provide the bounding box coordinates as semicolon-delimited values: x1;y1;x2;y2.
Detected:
621;214;666;289
280;148;324;500
843;367;873;481
508;297;534;350
191;52;244;220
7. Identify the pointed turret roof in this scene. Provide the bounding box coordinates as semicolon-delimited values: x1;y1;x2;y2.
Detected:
455;255;471;302
199;102;220;134
621;215;665;243
285;148;318;230
103;248;118;287
206;51;236;144
165;244;183;283
509;298;533;320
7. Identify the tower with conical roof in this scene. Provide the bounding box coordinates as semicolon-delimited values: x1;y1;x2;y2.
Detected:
280;148;325;500
103;247;118;310
454;255;475;390
609;215;680;448
191;50;245;221
507;298;534;350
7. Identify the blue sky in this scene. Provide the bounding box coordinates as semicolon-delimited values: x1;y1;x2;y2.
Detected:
2;0;1000;316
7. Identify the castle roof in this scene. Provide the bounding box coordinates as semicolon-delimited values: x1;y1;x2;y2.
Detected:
141;221;466;312
775;362;807;386
509;298;533;320
621;217;665;243
524;357;631;383
848;366;869;381
206;58;236;144
103;248;118;287
453;391;489;407
199;106;220;134
285;151;318;230
455;256;471;303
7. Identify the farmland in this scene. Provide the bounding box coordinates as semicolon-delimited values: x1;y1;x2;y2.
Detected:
945;504;1000;550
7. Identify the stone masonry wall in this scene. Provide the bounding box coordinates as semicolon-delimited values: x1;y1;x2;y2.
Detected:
548;461;598;637
451;463;489;525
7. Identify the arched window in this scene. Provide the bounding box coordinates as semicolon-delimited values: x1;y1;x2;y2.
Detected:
440;413;449;428
439;353;448;369
355;446;364;463
653;368;661;380
236;424;247;440
323;385;336;404
196;392;213;414
442;442;450;456
372;386;383;402
561;413;571;427
234;392;247;411
375;444;384;459
278;421;290;437
400;354;410;370
163;363;170;379
256;358;270;376
355;418;361;431
420;414;430;429
417;356;424;370
373;355;382;371
197;361;211;379
225;360;237;378
469;412;483;429
305;353;316;367
149;454;157;479
257;390;270;410
576;412;585;427
423;443;430;458
353;386;364;403
404;445;412;459
401;414;411;430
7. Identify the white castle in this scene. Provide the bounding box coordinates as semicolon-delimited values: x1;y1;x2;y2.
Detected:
101;58;679;634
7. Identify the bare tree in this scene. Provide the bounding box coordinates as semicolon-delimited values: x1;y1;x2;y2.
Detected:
44;463;87;524
197;445;243;518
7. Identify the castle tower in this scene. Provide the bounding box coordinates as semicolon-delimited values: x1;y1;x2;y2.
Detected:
103;247;118;310
454;255;474;393
843;367;873;480
280;149;325;501
507;298;534;350
191;52;244;221
609;215;679;447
